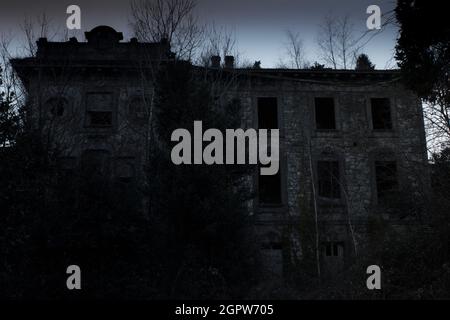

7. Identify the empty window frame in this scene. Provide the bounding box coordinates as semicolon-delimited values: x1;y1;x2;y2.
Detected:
258;174;282;205
85;92;113;127
257;97;282;205
257;97;278;129
317;160;341;199
375;160;398;201
371;98;392;130
322;241;344;257
315;97;336;130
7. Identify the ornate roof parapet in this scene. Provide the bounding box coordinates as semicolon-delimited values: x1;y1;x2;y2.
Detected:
32;26;170;62
84;25;124;48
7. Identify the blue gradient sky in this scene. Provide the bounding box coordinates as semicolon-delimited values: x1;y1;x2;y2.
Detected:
0;0;399;68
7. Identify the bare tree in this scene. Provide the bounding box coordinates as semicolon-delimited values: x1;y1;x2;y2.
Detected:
4;14;91;158
317;15;338;69
20;13;55;57
198;23;238;67
0;35;24;110
316;14;358;69
353;9;397;60
282;30;306;69
130;0;204;60
424;102;450;153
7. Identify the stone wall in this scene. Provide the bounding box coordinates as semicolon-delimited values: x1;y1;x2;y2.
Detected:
11;26;429;278
235;73;428;276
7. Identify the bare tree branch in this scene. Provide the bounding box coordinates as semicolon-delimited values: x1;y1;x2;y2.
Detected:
197;23;238;67
316;14;358;69
130;0;203;60
282;30;306;69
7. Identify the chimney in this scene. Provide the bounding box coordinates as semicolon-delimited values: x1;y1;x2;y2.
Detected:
211;55;221;68
224;56;235;68
36;38;48;58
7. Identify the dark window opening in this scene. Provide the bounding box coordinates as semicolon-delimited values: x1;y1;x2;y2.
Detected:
87;111;112;126
257;97;281;205
85;92;113;127
259;173;282;205
322;242;344;257
371;98;392;130
317;160;341;199
325;243;332;256
257;97;278;129
375;160;398;201
315;97;336;130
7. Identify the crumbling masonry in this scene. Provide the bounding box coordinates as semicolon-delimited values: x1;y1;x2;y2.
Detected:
12;26;429;278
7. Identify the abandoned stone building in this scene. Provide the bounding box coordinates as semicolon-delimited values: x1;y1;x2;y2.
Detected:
11;26;429;277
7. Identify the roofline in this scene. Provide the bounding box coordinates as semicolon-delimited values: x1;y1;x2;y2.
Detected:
227;67;400;74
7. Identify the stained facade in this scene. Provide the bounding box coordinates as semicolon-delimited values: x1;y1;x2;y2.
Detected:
12;26;429;277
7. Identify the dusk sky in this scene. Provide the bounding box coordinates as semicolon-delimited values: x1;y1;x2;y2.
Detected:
0;0;398;68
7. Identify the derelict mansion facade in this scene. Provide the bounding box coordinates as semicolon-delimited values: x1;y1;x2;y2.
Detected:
12;26;429;276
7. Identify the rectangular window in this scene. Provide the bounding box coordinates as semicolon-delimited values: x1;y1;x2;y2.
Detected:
315;97;336;130
257;97;278;129
258;97;281;205
317;160;340;199
371;98;392;130
257;97;278;156
259;174;282;205
375;160;398;201
87;112;112;126
86;92;113;127
322;242;344;257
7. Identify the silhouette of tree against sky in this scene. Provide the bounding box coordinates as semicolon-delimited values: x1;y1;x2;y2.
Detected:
396;0;450;151
355;53;375;70
316;14;358;70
